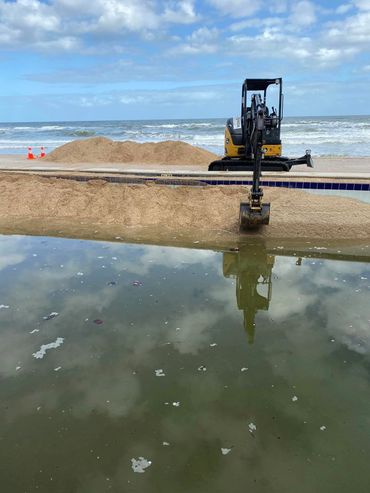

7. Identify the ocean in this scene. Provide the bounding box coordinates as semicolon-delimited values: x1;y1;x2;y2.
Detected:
0;115;369;157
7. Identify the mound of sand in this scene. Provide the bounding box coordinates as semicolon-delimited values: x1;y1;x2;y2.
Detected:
0;173;369;242
46;137;217;165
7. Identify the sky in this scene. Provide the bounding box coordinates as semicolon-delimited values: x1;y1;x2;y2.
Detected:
0;0;370;121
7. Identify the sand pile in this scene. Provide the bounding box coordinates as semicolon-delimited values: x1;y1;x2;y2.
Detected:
46;137;217;165
0;173;369;242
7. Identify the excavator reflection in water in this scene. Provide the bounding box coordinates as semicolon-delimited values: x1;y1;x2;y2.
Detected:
222;241;370;344
223;242;275;344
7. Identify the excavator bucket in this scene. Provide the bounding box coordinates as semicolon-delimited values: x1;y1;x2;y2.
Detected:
239;202;270;230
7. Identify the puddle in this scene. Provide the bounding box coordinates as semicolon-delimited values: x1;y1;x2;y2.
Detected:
0;235;369;491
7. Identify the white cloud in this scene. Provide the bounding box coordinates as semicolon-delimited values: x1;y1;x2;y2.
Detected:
120;95;146;104
336;3;353;14
0;0;61;47
289;0;316;28
80;95;113;107
92;0;160;33
0;0;201;51
228;29;313;62
354;0;370;10
206;0;262;18
229;15;283;32
169;26;219;54
163;0;200;23
315;46;358;65
327;10;370;45
268;0;289;14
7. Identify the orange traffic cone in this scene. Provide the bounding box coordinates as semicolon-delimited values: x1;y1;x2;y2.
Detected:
27;147;35;160
40;146;45;158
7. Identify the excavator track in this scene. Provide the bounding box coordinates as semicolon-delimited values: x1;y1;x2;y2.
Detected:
209;153;313;172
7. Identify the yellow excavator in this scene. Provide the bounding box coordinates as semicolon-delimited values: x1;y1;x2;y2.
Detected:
209;78;313;229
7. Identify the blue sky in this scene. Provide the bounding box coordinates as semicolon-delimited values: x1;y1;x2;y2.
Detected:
0;0;369;121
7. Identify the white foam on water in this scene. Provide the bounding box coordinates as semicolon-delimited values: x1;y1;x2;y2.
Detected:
221;448;232;455
248;422;257;433
32;337;64;359
131;457;152;473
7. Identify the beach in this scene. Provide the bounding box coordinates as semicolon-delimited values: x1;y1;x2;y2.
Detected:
1;153;370;174
0;127;368;244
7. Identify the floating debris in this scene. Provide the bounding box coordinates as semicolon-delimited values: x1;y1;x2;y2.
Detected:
221;448;232;455
29;329;39;334
43;312;59;321
16;366;21;371
248;422;257;433
172;402;180;407
33;337;64;359
76;272;84;276
54;367;62;372
292;396;298;402
210;343;217;347
155;369;165;377
320;425;327;431
131;457;152;473
241;367;248;372
162;442;170;446
93;319;104;325
132;280;143;287
198;365;207;372
0;304;9;309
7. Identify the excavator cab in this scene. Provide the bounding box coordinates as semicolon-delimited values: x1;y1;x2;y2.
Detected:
238;78;282;162
209;78;313;171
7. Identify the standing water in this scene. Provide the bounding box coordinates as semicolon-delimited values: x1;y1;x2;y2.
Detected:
0;235;369;492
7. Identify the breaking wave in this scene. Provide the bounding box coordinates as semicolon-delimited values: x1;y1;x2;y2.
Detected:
0;115;370;156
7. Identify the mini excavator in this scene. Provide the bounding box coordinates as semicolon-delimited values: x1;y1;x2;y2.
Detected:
209;78;313;229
